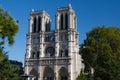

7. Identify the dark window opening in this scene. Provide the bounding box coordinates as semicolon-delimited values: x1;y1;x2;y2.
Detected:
45;36;49;42
45;35;54;42
38;17;41;32
37;51;40;58
65;50;68;57
65;13;68;30
45;21;50;32
61;77;68;80
48;21;50;31
60;14;63;30
60;50;63;57
33;17;36;33
31;52;35;58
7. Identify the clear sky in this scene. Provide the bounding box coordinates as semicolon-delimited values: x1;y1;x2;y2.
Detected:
0;0;120;65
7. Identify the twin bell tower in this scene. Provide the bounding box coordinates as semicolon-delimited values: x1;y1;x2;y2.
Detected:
24;4;83;80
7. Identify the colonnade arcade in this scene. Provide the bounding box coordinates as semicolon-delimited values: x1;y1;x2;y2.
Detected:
29;67;69;80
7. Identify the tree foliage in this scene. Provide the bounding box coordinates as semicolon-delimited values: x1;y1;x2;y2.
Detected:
0;49;23;80
0;7;18;46
76;69;86;80
80;26;120;80
0;7;21;79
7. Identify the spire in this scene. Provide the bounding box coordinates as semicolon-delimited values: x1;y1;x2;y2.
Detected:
68;3;72;9
32;9;34;12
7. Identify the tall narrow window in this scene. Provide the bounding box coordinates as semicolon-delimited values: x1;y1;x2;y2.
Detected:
60;14;63;30
38;17;41;32
45;21;50;32
48;20;50;31
65;50;68;57
33;17;36;33
45;22;48;32
31;52;35;58
37;51;40;58
65;13;68;30
60;50;63;57
74;16;76;29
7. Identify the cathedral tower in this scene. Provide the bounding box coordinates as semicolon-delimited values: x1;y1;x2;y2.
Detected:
24;4;83;80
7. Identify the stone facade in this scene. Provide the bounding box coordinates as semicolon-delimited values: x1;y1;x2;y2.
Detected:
24;4;83;80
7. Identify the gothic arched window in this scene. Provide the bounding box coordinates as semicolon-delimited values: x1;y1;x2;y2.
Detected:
60;14;63;30
38;16;41;32
33;17;36;33
65;13;68;30
31;52;35;58
45;21;50;32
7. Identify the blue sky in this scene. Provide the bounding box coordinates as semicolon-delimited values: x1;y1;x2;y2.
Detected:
0;0;120;65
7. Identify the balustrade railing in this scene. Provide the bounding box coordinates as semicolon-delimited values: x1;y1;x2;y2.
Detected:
25;57;70;66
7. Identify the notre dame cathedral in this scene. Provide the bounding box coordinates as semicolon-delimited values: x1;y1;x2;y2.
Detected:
24;4;83;80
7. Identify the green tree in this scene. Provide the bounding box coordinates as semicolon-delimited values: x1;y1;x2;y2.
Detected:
76;69;86;80
0;7;22;79
0;7;18;46
0;49;23;80
80;26;120;80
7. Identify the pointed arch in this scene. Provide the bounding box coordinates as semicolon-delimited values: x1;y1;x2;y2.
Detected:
29;68;38;79
43;66;54;80
59;67;68;80
31;52;35;58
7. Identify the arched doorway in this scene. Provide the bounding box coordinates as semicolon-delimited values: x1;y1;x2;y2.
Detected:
43;66;54;80
29;68;38;80
59;67;68;80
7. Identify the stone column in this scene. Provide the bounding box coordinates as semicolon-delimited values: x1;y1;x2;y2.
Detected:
56;13;60;30
73;15;76;30
55;65;59;80
38;66;44;80
24;66;29;75
55;31;59;57
68;12;73;29
26;34;31;58
29;17;33;33
68;65;71;80
40;14;45;57
68;31;72;57
41;15;45;31
40;33;44;57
